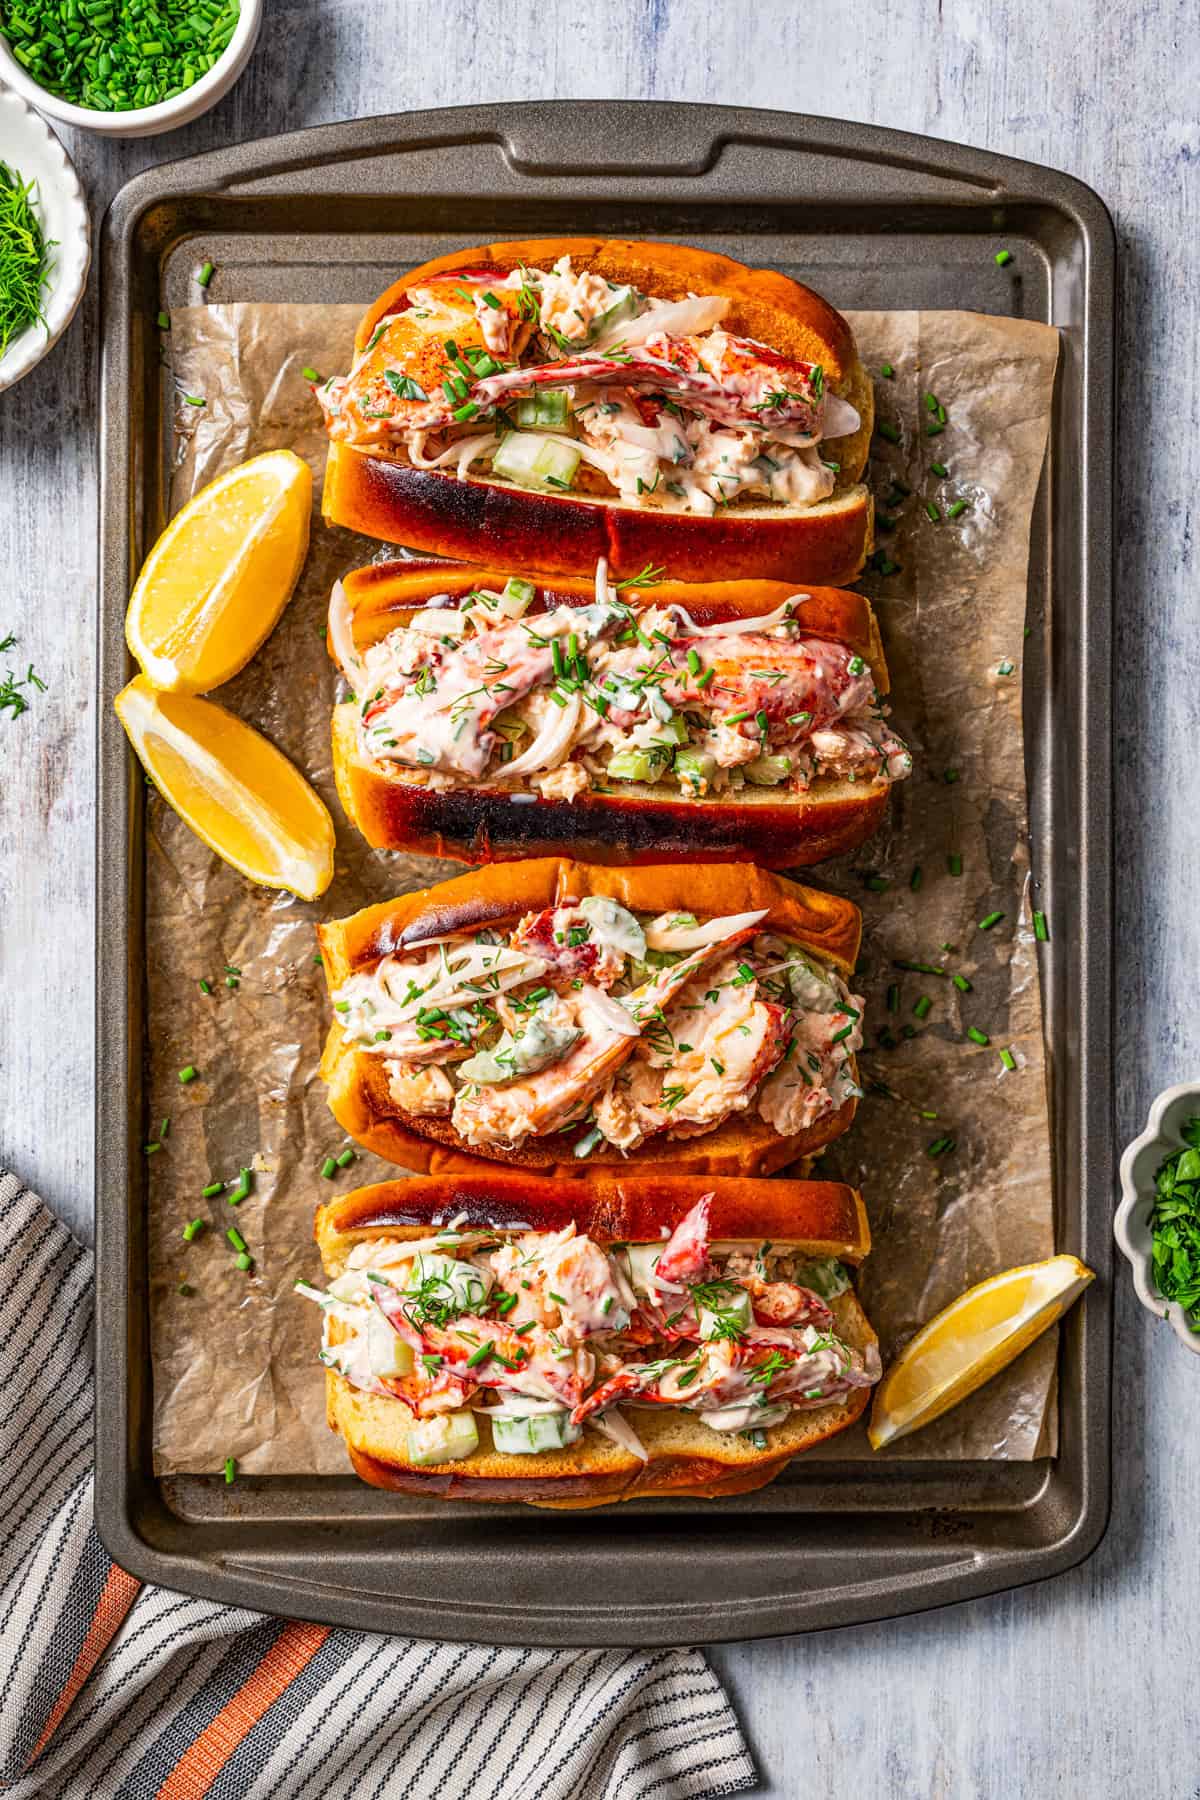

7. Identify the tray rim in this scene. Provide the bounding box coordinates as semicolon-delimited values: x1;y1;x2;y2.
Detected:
94;99;1115;1647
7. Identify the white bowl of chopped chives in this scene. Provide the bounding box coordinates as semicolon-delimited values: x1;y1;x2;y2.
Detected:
0;0;260;139
1116;1081;1200;1355
0;85;89;391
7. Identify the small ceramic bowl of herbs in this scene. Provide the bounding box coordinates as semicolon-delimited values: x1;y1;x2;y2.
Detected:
0;86;89;391
1116;1081;1200;1354
0;0;260;139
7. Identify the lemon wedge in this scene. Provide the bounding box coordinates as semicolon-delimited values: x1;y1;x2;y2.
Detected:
115;676;334;900
868;1253;1094;1450
125;449;312;694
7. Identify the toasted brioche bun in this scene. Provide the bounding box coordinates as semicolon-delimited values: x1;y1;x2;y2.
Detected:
331;561;894;868
322;237;874;584
317;857;861;1177
317;1172;877;1506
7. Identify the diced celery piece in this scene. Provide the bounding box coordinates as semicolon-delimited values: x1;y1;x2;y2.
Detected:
514;389;571;429
367;1307;414;1378
406;1411;479;1466
744;753;792;786
490;1409;581;1454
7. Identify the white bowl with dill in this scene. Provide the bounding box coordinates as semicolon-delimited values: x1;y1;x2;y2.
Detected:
0;85;89;391
1116;1081;1200;1355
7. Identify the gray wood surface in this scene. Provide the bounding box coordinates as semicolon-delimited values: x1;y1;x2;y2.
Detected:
0;3;1195;1794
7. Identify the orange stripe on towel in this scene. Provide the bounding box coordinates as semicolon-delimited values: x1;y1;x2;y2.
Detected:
28;1564;142;1764
156;1620;330;1800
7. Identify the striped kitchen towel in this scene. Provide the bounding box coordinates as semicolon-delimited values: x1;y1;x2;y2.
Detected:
0;1171;757;1800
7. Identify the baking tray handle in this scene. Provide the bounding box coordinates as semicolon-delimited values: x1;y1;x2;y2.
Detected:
501;100;725;177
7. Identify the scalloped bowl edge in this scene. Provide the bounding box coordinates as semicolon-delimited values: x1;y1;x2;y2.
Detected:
1115;1080;1200;1354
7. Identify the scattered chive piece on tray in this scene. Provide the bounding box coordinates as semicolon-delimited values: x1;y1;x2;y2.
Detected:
202;1181;224;1198
320;1157;337;1180
913;996;933;1021
948;854;963;877
336;1149;355;1169
978;911;1005;932
156;310;170;330
952;973;972;993
1033;909;1050;941
182;1218;204;1242
995;249;1013;267
876;420;901;444
179;1064;198;1083
999;1048;1017;1071
224;1456;236;1484
927;1135;955;1159
198;261;215;288
966;1027;990;1046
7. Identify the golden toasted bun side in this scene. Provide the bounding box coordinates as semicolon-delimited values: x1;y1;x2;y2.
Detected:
324;237;875;583
331;564;892;867
323;447;872;586
316;1172;872;1267
324;1290;876;1507
316;858;861;1176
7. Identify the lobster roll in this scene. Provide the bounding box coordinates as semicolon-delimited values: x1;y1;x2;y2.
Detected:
317;237;875;584
304;1171;879;1506
317;857;864;1177
328;559;910;868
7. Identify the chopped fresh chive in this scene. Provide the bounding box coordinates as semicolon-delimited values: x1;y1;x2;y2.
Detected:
879;362;894;379
198;978;211;994
178;1282;194;1296
320;1157;336;1179
847;655;865;676
909;865;922;892
876;421;901;444
301;365;321;382
182;394;205;408
696;667;715;690
235;1251;252;1271
997;659;1015;675
930;461;948;477
864;875;889;893
687;648;701;676
926;1135;956;1158
978;912;1005;932
466;1341;494;1369
995;249;1013;267
913;995;933;1021
182;1218;205;1242
1033;910;1049;941
925;422;944;437
226;1227;247;1253
999;1048;1017;1071
943;768;960;785
724;710;752;725
336;1148;355;1169
197;261;214;287
887;983;899;1014
952;973;972;993
143;1142;161;1155
892;960;946;977
948;853;963;877
966;1027;990;1046
947;499;969;518
178;1064;198;1083
156;310;170;330
925;501;942;523
201;1180;224;1198
224;1456;236;1483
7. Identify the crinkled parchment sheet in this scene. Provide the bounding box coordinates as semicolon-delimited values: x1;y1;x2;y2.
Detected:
147;304;1059;1474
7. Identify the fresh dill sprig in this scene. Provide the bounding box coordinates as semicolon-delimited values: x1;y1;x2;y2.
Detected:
0;163;55;360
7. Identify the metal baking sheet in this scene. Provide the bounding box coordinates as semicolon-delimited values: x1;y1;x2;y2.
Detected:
95;101;1114;1647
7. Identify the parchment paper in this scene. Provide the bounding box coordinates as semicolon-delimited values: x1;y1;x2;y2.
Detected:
146;304;1059;1474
